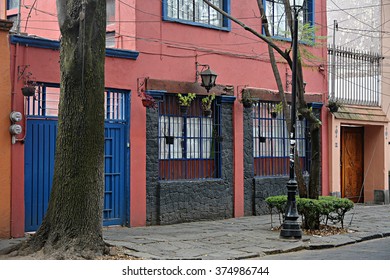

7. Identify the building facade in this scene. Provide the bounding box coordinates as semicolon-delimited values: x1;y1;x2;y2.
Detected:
327;0;389;203
2;0;329;238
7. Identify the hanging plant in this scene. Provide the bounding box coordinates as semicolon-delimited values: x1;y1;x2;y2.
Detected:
140;93;158;109
240;90;254;108
327;99;342;113
270;102;283;118
165;135;174;145
19;66;37;97
22;81;37;97
201;93;215;117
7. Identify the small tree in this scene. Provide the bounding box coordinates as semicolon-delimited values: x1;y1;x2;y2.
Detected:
203;0;324;228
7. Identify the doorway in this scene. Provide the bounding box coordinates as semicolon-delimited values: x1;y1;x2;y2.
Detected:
341;126;364;203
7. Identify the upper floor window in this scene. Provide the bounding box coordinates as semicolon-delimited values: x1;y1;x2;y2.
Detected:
7;0;19;10
265;0;314;39
163;0;230;29
107;0;115;25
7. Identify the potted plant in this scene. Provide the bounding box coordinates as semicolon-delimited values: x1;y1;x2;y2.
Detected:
164;135;174;145
22;81;37;97
139;92;158;109
240;90;254;108
19;66;37;97
327;99;342;113
177;93;196;114
270;102;283;118
201;93;215;117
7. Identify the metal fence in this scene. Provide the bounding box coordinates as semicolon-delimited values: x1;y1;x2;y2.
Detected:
328;46;382;106
253;102;310;177
158;94;222;180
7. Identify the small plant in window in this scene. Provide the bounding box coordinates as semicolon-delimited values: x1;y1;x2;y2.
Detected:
201;93;215;117
327;98;342;113
177;93;196;114
240;90;255;108
270;102;283;118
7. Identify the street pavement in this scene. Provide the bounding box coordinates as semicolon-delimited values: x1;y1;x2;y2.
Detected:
1;204;389;259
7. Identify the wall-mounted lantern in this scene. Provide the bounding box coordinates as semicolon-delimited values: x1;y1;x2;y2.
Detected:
196;63;218;93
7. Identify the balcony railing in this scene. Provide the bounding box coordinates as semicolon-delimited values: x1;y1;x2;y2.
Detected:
328;46;382;106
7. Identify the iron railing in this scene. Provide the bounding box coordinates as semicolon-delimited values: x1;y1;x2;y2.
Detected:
328;46;382;106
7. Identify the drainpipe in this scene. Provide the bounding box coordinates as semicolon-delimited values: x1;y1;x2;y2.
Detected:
331;20;338;100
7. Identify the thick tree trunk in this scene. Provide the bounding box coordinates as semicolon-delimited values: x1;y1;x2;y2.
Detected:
10;0;107;259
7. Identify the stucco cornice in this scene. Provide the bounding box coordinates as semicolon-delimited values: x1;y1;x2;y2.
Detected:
10;35;139;60
0;20;13;32
243;87;323;104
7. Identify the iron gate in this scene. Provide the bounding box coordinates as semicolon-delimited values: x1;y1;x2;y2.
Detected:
24;84;130;232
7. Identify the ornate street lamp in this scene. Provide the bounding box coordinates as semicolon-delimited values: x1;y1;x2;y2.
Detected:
200;68;218;93
280;0;305;239
196;63;218;93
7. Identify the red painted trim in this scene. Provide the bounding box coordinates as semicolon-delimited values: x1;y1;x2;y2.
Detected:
233;102;244;217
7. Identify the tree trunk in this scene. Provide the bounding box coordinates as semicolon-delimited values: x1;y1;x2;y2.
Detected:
10;0;107;259
256;0;308;198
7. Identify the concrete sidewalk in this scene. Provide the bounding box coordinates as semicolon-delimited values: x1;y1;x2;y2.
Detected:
1;204;389;259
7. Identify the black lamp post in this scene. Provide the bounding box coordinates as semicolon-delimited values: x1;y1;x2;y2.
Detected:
280;0;304;239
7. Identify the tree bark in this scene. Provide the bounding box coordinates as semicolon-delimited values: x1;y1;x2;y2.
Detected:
11;0;107;259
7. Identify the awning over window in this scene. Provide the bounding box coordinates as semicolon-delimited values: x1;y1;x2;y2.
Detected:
333;105;389;123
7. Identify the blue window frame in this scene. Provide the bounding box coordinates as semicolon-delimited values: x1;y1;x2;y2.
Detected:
26;83;128;123
264;0;314;39
7;0;19;10
253;101;310;177
163;0;231;30
158;94;222;180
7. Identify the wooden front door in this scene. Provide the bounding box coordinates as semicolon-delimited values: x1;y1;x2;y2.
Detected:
341;126;364;203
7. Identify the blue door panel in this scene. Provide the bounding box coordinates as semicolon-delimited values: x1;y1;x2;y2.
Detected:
24;120;57;232
24;120;128;232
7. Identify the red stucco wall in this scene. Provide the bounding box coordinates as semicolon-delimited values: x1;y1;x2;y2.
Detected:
0;20;12;238
6;1;329;234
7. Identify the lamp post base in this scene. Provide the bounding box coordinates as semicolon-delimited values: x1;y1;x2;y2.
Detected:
280;180;302;239
280;219;302;239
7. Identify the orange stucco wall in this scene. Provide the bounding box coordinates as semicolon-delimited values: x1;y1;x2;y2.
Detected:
328;117;387;203
0;0;5;20
0;20;12;238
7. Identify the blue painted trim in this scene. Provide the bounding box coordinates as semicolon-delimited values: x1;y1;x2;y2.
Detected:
146;90;167;100
124;91;131;227
220;95;236;104
308;102;323;109
11;35;60;50
162;0;231;32
10;35;139;60
262;0;315;43
106;48;139;60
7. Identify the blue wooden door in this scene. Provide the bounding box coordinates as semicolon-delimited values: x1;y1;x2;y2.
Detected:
24;85;129;232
